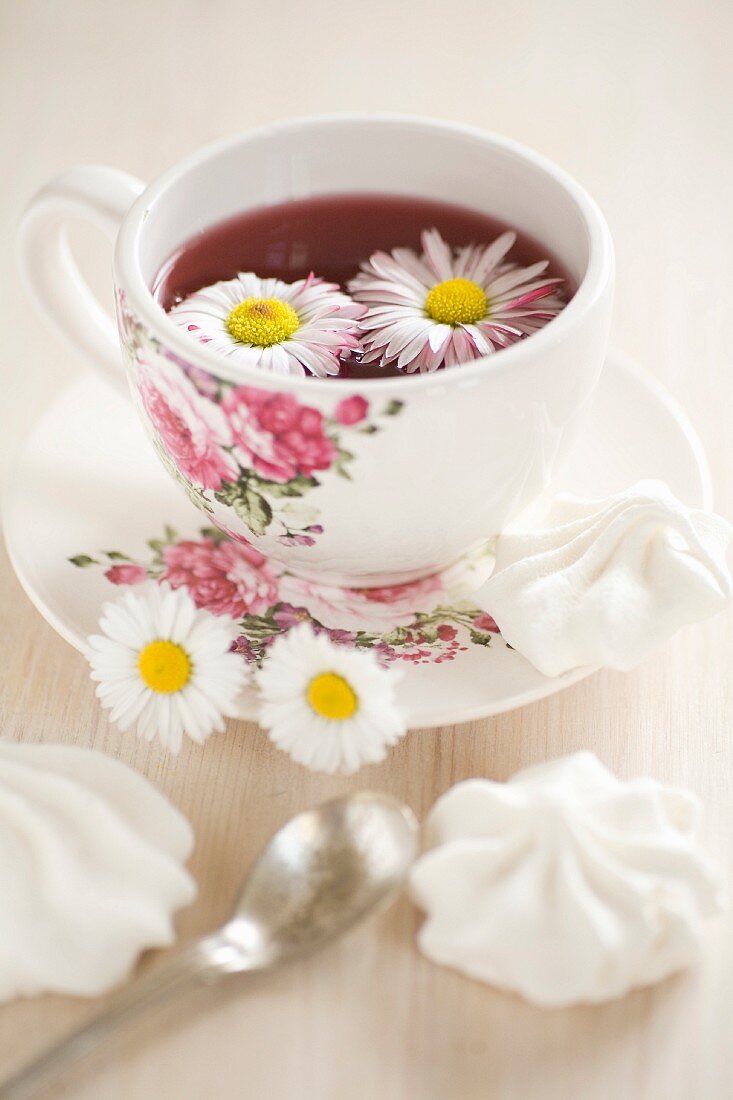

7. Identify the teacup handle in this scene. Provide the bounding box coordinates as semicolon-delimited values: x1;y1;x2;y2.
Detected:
17;166;145;395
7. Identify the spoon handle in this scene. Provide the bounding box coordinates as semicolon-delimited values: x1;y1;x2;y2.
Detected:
0;938;222;1100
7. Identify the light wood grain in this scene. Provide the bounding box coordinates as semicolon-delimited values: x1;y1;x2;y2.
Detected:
1;1;732;1097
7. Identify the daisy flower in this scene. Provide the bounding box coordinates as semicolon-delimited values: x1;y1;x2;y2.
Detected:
349;228;565;373
86;583;247;753
170;272;366;378
256;623;407;775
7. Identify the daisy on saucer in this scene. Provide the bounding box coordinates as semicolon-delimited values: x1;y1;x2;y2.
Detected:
256;624;407;775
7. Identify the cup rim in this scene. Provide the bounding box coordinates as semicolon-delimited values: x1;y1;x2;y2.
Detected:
115;113;614;396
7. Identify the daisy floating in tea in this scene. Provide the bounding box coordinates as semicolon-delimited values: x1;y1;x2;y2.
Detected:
164;195;566;377
349;228;565;373
170;272;365;378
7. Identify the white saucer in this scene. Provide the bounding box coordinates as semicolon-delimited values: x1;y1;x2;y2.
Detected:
3;354;712;729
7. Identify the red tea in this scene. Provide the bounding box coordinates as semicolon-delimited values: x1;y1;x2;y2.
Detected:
154;193;572;379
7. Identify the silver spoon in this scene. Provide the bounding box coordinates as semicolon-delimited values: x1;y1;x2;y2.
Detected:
0;790;418;1100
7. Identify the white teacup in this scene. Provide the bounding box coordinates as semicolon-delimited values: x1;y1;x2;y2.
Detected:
18;115;613;588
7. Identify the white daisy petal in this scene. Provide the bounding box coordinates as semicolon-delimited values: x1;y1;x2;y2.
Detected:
397;327;436;368
466;230;516;283
86;582;249;754
255;623;406;776
463;324;495;355
156;694;172;748
386;321;430;358
367;254;431;296
350;228;566;373
486;261;551;297
421;228;455;280
98;603;143;649
289;342;339;378
176;689;208;743
171;272;365;378
389;247;437;286
136;698;160;743
109;687;149;730
428;324;452;353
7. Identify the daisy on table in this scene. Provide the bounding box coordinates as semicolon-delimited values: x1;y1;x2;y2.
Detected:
256;624;407;775
170;272;366;378
349;228;565;373
86;583;247;753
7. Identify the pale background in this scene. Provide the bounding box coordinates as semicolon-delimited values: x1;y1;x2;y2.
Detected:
1;1;732;1097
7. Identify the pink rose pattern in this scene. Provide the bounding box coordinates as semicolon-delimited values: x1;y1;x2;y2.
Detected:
137;356;238;491
104;563;148;586
334;395;369;426
161;538;280;618
72;526;502;666
222;388;337;483
277;571;445;632
121;293;405;546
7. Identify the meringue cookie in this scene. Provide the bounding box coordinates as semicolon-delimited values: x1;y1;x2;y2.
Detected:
409;753;723;1008
475;479;732;676
0;741;196;1002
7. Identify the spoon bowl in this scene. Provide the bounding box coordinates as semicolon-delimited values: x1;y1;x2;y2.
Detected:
221;791;419;970
0;790;418;1100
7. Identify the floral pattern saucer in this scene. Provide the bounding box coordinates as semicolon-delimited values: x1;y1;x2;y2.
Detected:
70;528;499;668
4;354;711;728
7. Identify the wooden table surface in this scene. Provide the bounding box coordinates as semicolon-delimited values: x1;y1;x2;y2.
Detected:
1;2;732;1097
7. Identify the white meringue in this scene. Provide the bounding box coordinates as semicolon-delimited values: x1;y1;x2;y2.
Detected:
476;479;732;677
409;753;723;1008
0;741;196;1003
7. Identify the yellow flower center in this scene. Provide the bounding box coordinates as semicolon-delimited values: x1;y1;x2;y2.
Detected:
226;297;300;347
306;672;358;720
138;640;191;694
424;277;488;326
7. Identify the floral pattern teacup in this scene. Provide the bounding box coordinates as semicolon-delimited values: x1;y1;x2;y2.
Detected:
18;116;613;588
